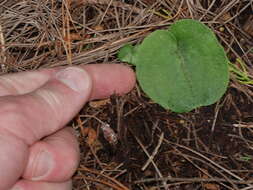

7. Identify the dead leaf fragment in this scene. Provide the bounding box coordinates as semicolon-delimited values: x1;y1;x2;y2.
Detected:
89;98;111;108
220;12;232;22
201;169;220;190
142;0;158;5
93;25;104;31
243;15;253;37
204;183;220;190
83;127;97;145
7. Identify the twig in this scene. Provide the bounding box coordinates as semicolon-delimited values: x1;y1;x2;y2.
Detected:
232;123;253;129
76;0;142;14
98;0;113;26
211;100;222;132
133;132;168;189
62;0;72;64
134;177;253;185
78;166;130;190
213;0;240;22
0;23;6;68
163;138;253;189
172;147;238;190
75;176;125;190
142;133;164;171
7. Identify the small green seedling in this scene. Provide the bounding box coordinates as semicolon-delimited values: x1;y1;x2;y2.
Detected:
118;19;229;113
229;58;253;85
239;155;252;162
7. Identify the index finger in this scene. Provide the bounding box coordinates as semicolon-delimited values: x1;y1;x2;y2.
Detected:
0;64;135;99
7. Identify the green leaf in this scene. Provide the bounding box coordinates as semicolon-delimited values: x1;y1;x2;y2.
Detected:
118;19;229;113
118;44;136;64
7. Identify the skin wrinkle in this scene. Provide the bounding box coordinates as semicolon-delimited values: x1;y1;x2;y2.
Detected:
25;86;67;140
0;69;55;96
0;76;21;95
33;88;62;119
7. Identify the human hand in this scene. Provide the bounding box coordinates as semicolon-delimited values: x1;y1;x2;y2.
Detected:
0;64;135;190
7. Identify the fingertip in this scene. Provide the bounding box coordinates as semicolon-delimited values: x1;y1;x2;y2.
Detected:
117;64;136;94
83;64;136;99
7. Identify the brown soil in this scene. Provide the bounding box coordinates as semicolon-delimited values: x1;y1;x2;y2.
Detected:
1;0;253;189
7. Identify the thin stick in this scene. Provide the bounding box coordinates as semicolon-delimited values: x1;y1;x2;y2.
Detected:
211;100;221;132
134;177;253;185
142;133;164;171
78;166;129;190
232;124;253;129
75;176;125;190
163;138;253;189
0;24;6;63
0;23;7;72
133;132;168;189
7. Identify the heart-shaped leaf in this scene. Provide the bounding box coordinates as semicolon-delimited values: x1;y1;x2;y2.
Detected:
118;19;229;113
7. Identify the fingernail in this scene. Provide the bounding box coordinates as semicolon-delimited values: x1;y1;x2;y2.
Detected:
55;67;91;93
31;151;54;181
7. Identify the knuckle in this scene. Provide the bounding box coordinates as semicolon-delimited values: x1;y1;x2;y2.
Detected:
34;88;62;118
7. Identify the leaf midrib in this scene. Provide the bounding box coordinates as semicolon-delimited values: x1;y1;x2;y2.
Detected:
175;39;196;107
